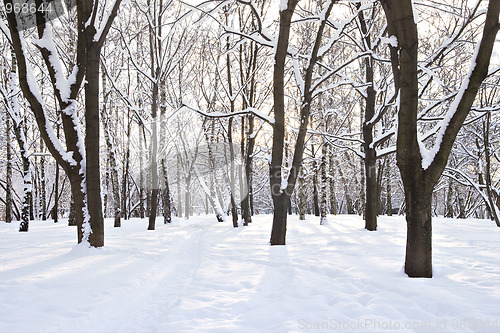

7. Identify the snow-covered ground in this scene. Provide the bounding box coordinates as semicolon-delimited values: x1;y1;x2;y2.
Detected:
0;215;498;333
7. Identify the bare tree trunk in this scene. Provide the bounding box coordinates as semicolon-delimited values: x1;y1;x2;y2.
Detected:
357;7;377;229
298;167;306;220
40;139;46;221
84;43;105;246
329;154;337;215
5;111;12;223
53;156;59;223
101;64;121;227
270;1;298;245
224;11;239;228
121;114;131;220
103;157;109;218
382;0;499;277
386;160;392;216
484;112;500;226
148;73;159;230
184;176;190;220
162;159;172;223
12;117;31;232
139;123;145;219
228;118;238;228
445;179;454;218
312;146;320;217
68;195;76;226
270;0;334;244
320;124;328;225
176;154;182;218
7;51;31;231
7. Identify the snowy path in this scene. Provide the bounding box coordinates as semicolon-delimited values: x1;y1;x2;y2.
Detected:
0;215;499;332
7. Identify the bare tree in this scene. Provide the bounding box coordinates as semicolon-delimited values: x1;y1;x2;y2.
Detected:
381;0;499;277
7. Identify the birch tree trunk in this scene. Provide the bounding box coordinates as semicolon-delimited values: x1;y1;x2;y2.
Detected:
5;110;12;223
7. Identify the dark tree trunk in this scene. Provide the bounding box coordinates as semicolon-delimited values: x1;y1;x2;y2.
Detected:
270;194;288;245
382;0;499;277
68;195;77;226
147;8;160;230
270;0;333;244
162;159;172;223
404;181;433;278
298;167;306;220
269;1;298;245
84;44;105;246
52;117;61;223
357;2;378;231
312;150;320;217
386;160;392;216
445;179;454;218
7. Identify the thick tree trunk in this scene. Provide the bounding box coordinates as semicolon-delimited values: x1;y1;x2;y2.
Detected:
404;183;433;278
270;194;289;245
270;1;298;245
270;0;333;243
358;3;378;230
84;45;105;246
382;0;499;277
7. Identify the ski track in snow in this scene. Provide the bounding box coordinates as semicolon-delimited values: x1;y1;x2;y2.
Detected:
0;215;499;333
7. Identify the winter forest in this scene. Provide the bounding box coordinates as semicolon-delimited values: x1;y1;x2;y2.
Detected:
0;0;499;332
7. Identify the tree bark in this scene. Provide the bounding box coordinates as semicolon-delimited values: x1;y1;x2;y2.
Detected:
84;43;105;246
269;1;298;245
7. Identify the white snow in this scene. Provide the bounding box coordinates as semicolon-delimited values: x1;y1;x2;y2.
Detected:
380;35;398;48
0;215;499;333
279;0;288;12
